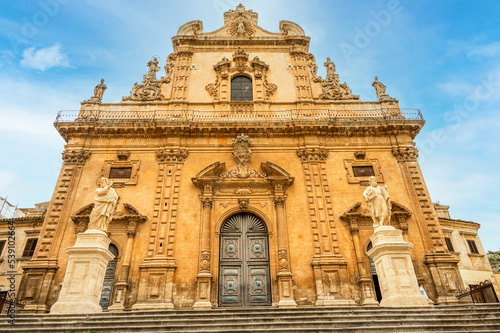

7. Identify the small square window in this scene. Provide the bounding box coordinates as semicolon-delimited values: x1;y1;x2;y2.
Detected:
109;167;133;179
467;239;479;254
22;238;38;257
352;166;375;177
444;237;455;252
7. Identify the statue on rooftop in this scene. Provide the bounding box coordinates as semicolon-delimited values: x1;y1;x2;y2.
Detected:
372;76;396;101
147;57;160;80
92;79;107;102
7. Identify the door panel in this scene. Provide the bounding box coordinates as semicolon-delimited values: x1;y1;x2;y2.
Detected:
219;213;271;307
220;266;242;306
247;265;270;305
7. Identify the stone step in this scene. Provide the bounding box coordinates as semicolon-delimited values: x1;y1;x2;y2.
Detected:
3;307;500;324
3;311;500;325
1;305;499;332
2;317;500;332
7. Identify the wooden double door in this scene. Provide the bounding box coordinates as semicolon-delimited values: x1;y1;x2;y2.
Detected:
219;213;271;307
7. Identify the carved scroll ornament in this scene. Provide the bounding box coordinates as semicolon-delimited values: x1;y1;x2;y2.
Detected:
122;57;170;102
308;56;359;100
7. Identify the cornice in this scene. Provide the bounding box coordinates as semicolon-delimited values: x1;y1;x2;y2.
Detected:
55;119;424;142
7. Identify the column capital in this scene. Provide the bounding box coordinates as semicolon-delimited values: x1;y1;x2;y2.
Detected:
273;195;287;207
156;148;189;163
200;196;213;208
62;150;91;165
297;148;328;162
392;147;419;162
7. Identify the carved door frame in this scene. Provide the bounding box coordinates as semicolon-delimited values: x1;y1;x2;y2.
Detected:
192;158;297;308
218;212;271;306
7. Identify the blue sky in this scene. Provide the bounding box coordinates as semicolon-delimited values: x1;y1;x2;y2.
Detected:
1;0;499;251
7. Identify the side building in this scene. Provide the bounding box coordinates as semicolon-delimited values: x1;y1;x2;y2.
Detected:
0;202;48;293
17;5;495;312
435;203;499;296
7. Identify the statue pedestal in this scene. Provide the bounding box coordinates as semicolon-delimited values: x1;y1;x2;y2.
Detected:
50;230;113;314
366;226;429;307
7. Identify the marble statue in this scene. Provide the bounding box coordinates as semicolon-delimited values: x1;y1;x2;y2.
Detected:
93;79;107;101
363;176;391;228
88;177;118;232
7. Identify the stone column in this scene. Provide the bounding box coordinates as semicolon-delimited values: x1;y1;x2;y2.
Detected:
274;194;297;308
193;196;213;309
109;222;136;311
347;219;378;305
50;230;114;314
366;226;429;306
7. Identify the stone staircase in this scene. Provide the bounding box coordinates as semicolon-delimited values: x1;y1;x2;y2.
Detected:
1;304;500;332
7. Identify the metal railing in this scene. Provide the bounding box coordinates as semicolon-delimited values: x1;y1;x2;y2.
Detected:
55;108;423;125
455;280;499;304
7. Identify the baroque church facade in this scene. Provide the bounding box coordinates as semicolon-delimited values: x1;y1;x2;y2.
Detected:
19;5;467;311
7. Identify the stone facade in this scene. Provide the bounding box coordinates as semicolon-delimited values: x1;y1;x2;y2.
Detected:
19;5;469;311
0;202;47;294
435;203;500;296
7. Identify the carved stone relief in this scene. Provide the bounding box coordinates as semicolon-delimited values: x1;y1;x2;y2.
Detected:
122;57;167;102
221;134;266;179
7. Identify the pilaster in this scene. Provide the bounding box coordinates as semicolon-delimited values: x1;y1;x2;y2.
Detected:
20;149;90;313
393;147;462;303
132;148;187;310
297;147;355;306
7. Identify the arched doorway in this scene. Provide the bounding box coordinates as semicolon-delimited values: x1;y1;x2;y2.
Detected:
367;241;382;302
219;213;271;306
99;243;119;310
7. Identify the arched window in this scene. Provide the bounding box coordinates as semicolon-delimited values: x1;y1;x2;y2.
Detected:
231;76;253;101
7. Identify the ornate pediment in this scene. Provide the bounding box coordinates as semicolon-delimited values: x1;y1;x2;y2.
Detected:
174;4;306;40
340;200;412;226
194;161;226;179
279;20;305;36
206;48;277;101
177;20;203;35
192;134;294;193
71;202;148;224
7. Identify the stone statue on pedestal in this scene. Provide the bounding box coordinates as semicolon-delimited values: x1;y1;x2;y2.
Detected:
372;76;396;101
363;176;391;228
93;79;107;101
88;177;118;232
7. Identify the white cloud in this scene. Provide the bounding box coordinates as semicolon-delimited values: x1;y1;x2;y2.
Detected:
467;41;500;58
20;43;69;71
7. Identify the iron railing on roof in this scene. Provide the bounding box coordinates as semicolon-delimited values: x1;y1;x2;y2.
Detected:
54;108;423;124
